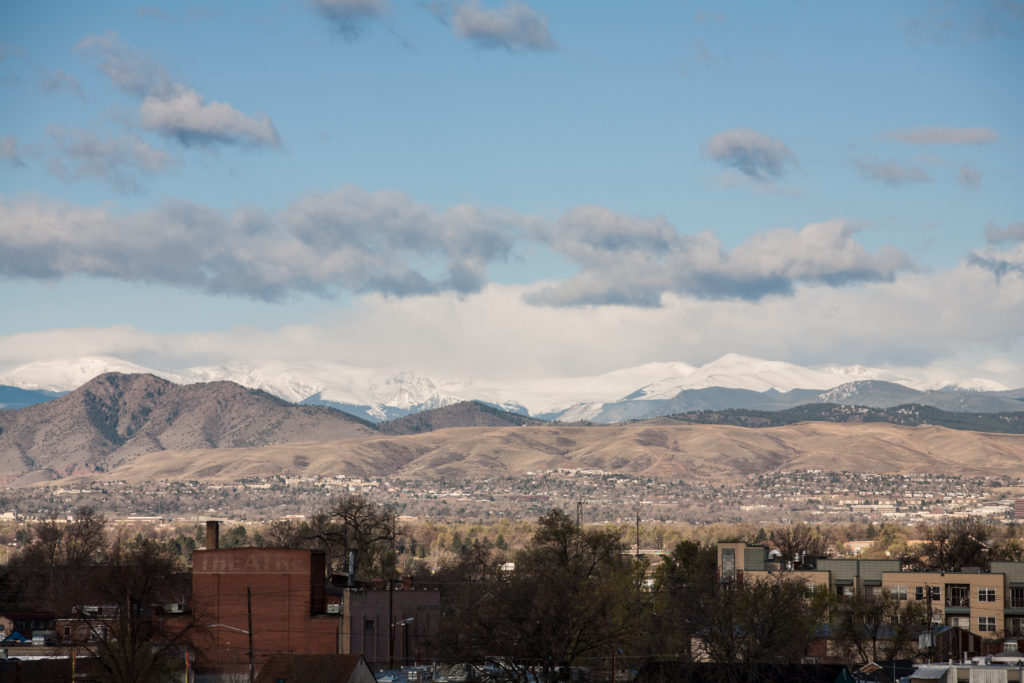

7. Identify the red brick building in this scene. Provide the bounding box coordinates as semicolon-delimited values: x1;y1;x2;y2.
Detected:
190;522;440;675
340;579;440;668
191;545;339;674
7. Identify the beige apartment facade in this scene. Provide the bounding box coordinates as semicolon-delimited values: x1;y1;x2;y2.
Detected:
718;543;1024;640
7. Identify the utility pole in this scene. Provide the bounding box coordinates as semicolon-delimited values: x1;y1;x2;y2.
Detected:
247;586;254;683
389;513;396;670
388;578;394;669
635;509;640;560
576;500;583;527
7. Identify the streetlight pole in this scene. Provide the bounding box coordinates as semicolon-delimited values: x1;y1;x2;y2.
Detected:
207;622;254;683
247;586;254;683
389;617;414;670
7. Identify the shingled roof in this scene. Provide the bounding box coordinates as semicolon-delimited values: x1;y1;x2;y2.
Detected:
254;653;376;683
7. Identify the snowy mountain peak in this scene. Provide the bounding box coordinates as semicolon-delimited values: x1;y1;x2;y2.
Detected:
0;356;162;392
0;354;1018;422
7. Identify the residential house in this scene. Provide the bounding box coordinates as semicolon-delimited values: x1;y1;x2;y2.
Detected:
253;653;377;683
0;612;56;643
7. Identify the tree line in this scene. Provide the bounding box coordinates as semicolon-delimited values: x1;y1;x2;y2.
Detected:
2;499;1023;682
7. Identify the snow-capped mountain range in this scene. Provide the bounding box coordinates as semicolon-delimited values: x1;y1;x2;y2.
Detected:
0;354;1019;422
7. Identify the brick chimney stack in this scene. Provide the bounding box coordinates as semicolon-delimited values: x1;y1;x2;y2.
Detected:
206;520;220;550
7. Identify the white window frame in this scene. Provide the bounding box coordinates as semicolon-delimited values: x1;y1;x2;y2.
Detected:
978;587;996;602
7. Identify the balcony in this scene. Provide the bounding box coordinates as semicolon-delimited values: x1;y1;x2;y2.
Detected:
945;585;970;613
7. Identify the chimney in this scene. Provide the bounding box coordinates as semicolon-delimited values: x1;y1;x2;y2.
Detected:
206;520;220;550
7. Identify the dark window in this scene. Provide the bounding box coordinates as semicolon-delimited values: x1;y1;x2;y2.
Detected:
721;548;736;582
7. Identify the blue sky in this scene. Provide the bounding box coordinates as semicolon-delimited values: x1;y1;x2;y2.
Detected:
1;0;1023;384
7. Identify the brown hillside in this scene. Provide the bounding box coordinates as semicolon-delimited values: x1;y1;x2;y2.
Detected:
0;372;375;483
65;421;1024;484
378;400;544;435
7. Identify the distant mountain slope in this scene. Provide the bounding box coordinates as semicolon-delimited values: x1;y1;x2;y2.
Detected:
651;403;1024;433
86;421;1024;484
0;386;64;410
378;400;546;435
4;354;1019;425
0;372;376;483
567;380;1024;422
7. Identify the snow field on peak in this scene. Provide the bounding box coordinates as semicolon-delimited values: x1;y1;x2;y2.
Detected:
0;356;166;392
0;354;1014;419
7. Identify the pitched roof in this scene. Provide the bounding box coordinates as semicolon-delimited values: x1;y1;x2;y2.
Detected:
255;654;373;683
635;661;853;683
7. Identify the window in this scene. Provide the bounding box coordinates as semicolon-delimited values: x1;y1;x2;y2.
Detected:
978;587;996;602
979;616;996;632
949;616;970;629
915;586;940;601
721;548;736;582
1010;618;1024;636
888;585;908;600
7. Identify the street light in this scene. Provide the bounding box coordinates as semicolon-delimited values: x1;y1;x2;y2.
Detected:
207;624;249;633
389;617;414;669
207;620;254;683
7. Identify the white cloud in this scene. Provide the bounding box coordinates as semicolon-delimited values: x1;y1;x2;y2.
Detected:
77;32;280;148
968;242;1024;279
855;158;931;186
958;163;982;188
431;0;555;51
530;211;911;306
311;0;387;39
902;3;1024;45
40;69;84;97
47;128;176;193
701;128;796;182
139;89;279;147
3;261;1022;387
0;189;521;299
0;136;25;167
986;221;1024;244
883;127;1000;145
0;192;916;307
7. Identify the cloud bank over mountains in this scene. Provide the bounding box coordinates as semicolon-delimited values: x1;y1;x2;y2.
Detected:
0;191;917;305
0;188;522;300
1;249;1022;386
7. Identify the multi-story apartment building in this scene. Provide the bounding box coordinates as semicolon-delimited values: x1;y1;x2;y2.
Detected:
717;543;1024;641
